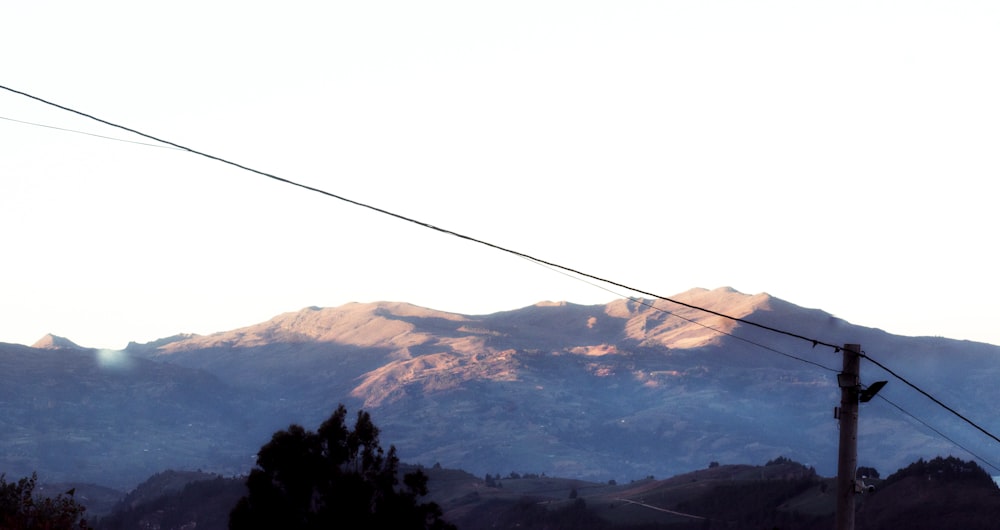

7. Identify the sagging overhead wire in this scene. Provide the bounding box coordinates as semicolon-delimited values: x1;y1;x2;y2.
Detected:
0;83;843;353
862;350;1000;446
6;83;1000;456
0;114;182;149
527;257;841;373
874;393;1000;474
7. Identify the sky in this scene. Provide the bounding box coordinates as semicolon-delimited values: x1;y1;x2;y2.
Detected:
2;1;998;350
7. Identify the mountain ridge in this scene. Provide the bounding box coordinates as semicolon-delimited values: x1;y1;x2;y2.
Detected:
124;287;799;356
4;287;999;490
32;287;956;355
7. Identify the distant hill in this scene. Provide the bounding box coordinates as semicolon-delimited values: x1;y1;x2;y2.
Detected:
93;470;245;530
0;342;254;488
84;457;1000;530
3;287;1000;491
855;456;1000;530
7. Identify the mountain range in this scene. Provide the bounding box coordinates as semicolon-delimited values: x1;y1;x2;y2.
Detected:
3;287;999;490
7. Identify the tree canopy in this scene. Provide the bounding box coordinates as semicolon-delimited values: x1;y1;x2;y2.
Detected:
229;404;455;530
0;473;91;530
880;456;993;488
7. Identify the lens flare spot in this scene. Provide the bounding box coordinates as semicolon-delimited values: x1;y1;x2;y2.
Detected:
96;349;132;370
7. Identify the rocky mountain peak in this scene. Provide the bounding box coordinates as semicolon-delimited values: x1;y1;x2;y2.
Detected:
152;302;470;354
31;333;86;350
603;287;778;348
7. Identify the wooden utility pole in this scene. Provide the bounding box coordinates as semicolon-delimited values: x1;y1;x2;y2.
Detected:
835;343;862;530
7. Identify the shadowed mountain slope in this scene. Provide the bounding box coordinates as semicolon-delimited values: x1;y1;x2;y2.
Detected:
0;343;254;488
4;287;999;490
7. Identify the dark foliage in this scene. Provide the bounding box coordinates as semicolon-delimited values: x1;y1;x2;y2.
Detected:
228;404;455;530
878;456;993;488
0;473;92;529
856;466;880;479
764;456;793;466
855;456;1000;530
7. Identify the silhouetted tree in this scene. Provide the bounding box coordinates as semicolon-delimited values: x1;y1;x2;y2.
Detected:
857;466;880;479
0;473;91;529
229;404;455;530
881;456;992;488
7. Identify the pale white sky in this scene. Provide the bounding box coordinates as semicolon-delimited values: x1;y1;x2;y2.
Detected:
2;1;998;350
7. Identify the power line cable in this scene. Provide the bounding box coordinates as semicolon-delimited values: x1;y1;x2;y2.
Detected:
0;83;844;354
9;83;991;439
7;83;1000;458
534;251;1000;453
873;392;1000;473
527;252;1000;466
0;114;182;149
527;257;841;373
862;350;1000;446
